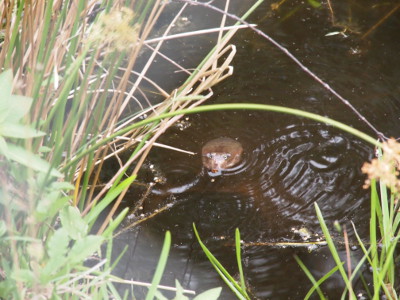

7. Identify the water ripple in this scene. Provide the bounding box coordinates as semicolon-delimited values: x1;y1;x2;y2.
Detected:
243;124;373;226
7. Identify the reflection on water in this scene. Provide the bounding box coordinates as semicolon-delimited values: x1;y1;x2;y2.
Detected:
111;0;400;298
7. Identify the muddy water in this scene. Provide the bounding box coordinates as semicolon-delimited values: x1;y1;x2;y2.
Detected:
112;0;400;298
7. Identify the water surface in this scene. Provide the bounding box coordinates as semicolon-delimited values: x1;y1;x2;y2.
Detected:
112;0;400;298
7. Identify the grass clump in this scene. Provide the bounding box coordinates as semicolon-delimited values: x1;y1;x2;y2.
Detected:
295;138;400;299
0;0;260;298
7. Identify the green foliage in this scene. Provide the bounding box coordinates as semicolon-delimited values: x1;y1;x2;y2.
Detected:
297;175;400;299
146;231;172;300
307;0;321;8
147;232;222;300
0;68;122;298
193;224;250;300
154;280;222;300
0;70;61;177
0;0;262;297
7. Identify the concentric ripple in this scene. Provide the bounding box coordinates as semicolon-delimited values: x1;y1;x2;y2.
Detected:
246;124;373;226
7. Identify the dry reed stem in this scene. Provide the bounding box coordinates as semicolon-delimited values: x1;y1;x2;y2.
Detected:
92;39;237;230
343;226;354;298
361;3;400;39
2;0;244;232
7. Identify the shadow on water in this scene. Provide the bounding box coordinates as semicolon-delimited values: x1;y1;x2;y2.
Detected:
110;0;400;298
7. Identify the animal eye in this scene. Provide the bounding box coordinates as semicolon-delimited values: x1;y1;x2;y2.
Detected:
207;153;212;158
223;154;230;160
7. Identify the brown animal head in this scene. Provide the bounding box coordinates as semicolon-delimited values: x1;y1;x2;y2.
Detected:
201;137;243;173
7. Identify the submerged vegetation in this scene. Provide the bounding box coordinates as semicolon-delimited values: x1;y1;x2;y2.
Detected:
0;0;399;299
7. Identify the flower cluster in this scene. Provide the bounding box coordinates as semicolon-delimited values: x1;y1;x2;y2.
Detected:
362;138;400;192
89;7;139;52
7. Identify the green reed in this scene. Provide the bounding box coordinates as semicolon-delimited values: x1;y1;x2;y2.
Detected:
0;0;264;298
2;0;396;298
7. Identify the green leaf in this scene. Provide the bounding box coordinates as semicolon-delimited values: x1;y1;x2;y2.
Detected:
102;207;129;238
0;70;34;127
0;123;45;138
193;224;248;300
174;280;189;300
42;228;70;280
3;94;33;123
50;181;75;190
0;281;13;298
11;269;35;283
3;143;62;177
60;206;88;240
307;0;321;8
68;235;104;265
0;70;13;123
0;220;6;237
235;228;247;295
46;228;69;260
193;287;222;300
84;175;136;224
38;145;52;153
0;136;8;155
35;192;68;222
145;231;171;300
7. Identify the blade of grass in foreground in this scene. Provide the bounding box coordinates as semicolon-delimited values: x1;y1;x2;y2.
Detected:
314;203;356;299
294;254;341;300
83;175;136;226
235;228;248;296
145;231;171;300
193;224;250;300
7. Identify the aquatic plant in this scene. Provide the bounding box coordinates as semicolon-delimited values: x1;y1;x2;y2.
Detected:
2;0;398;298
0;0;261;298
193;225;250;300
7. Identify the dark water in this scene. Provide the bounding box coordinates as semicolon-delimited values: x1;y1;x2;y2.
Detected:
111;0;400;298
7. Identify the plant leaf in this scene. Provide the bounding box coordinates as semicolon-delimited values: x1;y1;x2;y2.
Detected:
307;0;321;8
3;143;62;177
0;136;7;155
174;280;189;300
145;231;171;300
68;235;104;265
42;228;69;279
0;123;45;138
60;206;88;240
0;220;6;237
193;287;222;300
0;70;13;123
47;228;69;259
10;269;35;283
35;191;67;222
4;94;33;123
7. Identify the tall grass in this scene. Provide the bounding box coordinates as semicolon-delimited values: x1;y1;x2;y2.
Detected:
3;0;396;298
0;0;263;298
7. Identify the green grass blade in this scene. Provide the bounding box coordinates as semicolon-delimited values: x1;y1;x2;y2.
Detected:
145;231;171;300
235;228;247;295
369;179;380;292
84;175;136;225
62;103;380;172
373;235;400;299
294;254;331;300
314;203;356;299
4;2;24;67
102;207;129;238
193;224;249;300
